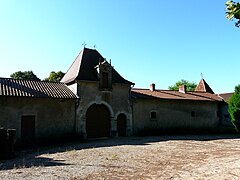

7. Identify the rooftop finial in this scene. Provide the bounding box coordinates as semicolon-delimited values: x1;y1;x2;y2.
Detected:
110;59;111;65
93;44;97;49
82;41;87;48
201;73;204;79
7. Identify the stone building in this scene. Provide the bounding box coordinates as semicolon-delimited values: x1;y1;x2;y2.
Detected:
218;92;234;129
0;48;235;143
131;80;228;135
0;78;77;143
61;48;134;138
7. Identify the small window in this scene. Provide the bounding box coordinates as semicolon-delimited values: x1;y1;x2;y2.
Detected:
150;111;157;119
191;111;196;117
101;72;109;88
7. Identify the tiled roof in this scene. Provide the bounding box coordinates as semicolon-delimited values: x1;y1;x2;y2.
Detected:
0;78;77;99
219;92;234;102
61;48;134;85
132;88;223;102
195;79;214;94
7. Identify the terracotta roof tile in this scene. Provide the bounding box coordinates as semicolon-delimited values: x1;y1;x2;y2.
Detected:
218;92;234;102
132;88;223;102
0;78;77;99
195;79;214;94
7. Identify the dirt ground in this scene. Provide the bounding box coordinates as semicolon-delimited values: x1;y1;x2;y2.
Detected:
1;134;240;179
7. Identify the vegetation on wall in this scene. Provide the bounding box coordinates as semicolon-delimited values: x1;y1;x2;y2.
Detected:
168;79;197;92
226;0;240;27
228;84;240;132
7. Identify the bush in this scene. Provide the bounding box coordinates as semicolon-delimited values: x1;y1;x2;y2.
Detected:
229;85;240;132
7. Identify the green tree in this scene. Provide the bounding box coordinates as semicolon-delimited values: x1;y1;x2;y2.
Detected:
226;0;240;27
168;79;197;92
10;71;40;81
44;71;65;82
228;84;240;132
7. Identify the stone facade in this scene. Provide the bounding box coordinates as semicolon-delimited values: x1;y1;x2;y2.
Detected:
61;48;134;138
132;98;220;134
0;97;76;142
73;81;132;138
0;48;235;144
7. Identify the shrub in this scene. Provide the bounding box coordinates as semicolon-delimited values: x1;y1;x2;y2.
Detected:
229;85;240;132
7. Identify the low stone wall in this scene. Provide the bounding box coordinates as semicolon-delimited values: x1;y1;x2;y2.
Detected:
0;128;16;160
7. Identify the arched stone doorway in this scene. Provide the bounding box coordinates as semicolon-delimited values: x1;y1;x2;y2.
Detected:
86;104;110;138
117;113;127;137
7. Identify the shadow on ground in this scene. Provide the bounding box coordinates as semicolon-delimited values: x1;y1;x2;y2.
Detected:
1;134;240;170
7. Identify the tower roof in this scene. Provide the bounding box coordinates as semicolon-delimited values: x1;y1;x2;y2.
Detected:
195;79;214;94
61;48;134;85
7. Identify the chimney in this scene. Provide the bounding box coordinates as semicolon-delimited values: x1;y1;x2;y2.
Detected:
179;85;186;93
150;83;155;91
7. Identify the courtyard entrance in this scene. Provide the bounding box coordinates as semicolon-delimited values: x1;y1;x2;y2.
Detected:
86;104;110;138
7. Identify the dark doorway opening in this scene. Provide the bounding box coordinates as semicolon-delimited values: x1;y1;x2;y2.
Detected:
86;104;110;138
21;115;35;143
117;113;127;137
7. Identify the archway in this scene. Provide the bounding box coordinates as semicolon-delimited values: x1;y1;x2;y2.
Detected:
117;113;127;137
86;104;110;138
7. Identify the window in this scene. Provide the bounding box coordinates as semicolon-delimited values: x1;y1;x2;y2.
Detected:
150;111;157;119
102;72;109;88
191;111;196;117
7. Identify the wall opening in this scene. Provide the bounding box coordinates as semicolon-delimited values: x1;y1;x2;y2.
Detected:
117;113;127;137
86;104;110;138
21;115;35;143
150;111;157;119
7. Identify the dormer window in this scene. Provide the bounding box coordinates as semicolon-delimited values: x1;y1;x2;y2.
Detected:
96;60;112;90
102;72;109;88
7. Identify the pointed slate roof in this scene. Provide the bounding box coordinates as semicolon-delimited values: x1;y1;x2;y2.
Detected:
61;48;134;85
195;79;214;94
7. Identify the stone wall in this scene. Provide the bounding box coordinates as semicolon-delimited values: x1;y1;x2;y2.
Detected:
74;81;132;137
133;98;220;134
0;97;76;142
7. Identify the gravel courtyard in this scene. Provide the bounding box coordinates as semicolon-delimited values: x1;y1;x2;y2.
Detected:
1;135;240;179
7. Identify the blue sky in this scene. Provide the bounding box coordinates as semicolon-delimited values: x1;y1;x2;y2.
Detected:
0;0;239;93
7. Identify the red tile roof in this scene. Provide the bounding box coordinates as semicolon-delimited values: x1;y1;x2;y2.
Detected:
61;48;134;85
0;78;77;99
195;79;214;94
218;93;234;102
132;88;223;102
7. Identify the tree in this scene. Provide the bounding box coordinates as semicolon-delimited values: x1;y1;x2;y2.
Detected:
226;0;240;27
228;84;240;132
10;71;40;81
44;71;65;82
168;79;197;92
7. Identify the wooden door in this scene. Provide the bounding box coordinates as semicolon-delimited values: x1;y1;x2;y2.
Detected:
117;113;127;137
86;104;110;138
21;115;35;142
